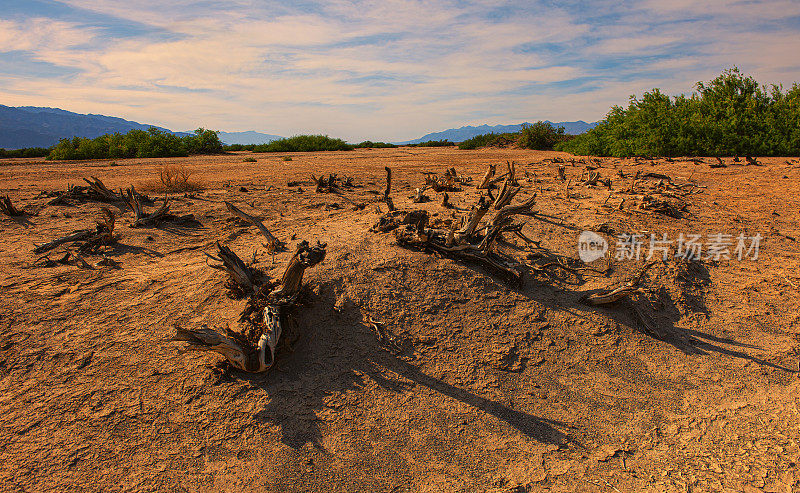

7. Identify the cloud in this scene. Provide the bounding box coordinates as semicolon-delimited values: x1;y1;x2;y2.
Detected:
0;0;798;141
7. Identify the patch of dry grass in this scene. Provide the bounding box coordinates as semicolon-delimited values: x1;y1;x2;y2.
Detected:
138;165;204;193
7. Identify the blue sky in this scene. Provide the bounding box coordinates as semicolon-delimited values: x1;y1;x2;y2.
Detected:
1;0;799;141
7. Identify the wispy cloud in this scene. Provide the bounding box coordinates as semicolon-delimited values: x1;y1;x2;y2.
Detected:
1;0;798;141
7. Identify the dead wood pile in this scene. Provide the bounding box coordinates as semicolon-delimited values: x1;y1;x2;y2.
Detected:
372;163;539;285
424;167;471;192
45;177;154;206
311;173;355;193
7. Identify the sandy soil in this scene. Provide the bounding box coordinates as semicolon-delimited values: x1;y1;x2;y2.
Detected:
1;147;799;492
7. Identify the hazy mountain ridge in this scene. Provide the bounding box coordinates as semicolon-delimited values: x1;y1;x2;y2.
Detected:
216;131;283;145
0;105;186;149
396;121;598;145
0;106;286;149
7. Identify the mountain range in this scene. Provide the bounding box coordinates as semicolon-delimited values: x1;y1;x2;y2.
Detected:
0;105;597;149
395;121;598;145
0;105;283;149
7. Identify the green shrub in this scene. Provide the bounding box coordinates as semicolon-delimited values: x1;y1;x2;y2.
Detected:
184;128;223;155
252;135;353;152
556;68;800;157
47;127;223;160
242;157;257;162
458;133;517;149
352;141;398;148
518;121;565;149
282;156;292;161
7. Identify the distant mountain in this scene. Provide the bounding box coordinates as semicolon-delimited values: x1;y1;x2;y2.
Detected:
396;121;598;145
0;105;188;149
217;131;283;145
0;105;284;150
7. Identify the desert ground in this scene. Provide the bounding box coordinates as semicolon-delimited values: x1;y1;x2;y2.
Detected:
1;147;799;492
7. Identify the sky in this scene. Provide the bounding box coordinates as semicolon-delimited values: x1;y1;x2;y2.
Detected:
1;0;800;142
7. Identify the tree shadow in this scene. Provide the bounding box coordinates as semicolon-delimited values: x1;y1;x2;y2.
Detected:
4;215;34;228
453;252;796;374
229;286;572;450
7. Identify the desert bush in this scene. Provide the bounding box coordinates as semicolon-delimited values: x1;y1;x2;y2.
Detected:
48;127;223;161
518;121;566;149
352;141;398;148
282;156;293;161
183;128;223;155
139;164;204;193
457;123;564;150
458;133;520;149
252;135;353;152
242;157;257;162
556;68;800;157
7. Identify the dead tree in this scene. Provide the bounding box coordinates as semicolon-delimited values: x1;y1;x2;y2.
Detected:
0;195;25;216
477;164;496;189
311;173;354;193
47;178;153;206
374;163;537;285
176;240;326;372
33;207;116;254
121;186;197;228
122;187;169;227
83;177;121;202
371;158;549;285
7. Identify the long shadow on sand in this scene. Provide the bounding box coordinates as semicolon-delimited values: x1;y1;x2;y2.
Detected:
233;287;572;450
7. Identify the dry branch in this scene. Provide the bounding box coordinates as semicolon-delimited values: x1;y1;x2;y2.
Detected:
580;261;656;306
224;201;286;251
412;188;430;203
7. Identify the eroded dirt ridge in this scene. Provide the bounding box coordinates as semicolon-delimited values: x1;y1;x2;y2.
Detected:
0;148;799;492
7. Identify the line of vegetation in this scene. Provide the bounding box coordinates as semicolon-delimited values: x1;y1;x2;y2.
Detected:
252;135;353;152
458;122;567;150
407;139;456;147
0;147;52;158
555;68;800;157
47;128;223;160
352;141;398;148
